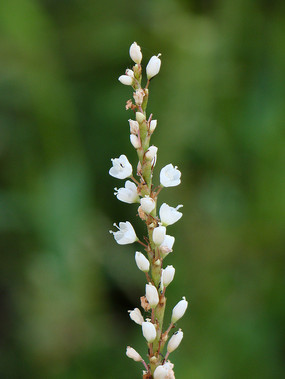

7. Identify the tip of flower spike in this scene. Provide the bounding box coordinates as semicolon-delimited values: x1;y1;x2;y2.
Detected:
157;53;162;57
176;205;183;210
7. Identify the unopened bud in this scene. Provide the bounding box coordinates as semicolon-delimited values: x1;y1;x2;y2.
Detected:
129;42;142;64
142;321;156;343
136;112;146;124
140;196;155;214
167;329;183;353
146;54;161;79
145;145;158;161
171;297;188;323
126;346;142;362
153;225;166;246
145;283;159;308
149;119;157;133
125;69;134;77
129;119;139;134
119;75;133;86
128;307;144;325
162;265;175;287
130;134;140;149
135;252;150;272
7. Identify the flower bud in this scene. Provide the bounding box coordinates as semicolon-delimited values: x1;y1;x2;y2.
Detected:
136;111;146;123
167;329;183;353
149;119;157;133
160;235;175;256
140;196;155;214
135;252;150;272
126;346;142;362
162;265;175;287
146;54;161;79
171;297;188;323
142;321;156;343
125;69;134;77
145;145;158;161
153;225;166;246
153;361;175;379
128;307;144;325
129;119;139;134
130;134;140;149
145;283;159;308
129;42;142;64
118;75;133;86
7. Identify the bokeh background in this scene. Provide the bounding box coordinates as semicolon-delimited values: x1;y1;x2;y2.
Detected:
1;0;285;378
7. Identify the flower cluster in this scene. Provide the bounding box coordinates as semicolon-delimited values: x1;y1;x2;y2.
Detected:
109;42;188;378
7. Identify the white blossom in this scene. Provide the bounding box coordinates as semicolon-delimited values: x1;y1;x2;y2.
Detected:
160;164;181;187
129;119;139;134
129;42;142;64
130;134;140;149
171;297;188;323
146;54;161;79
145;283;159;308
162;265;175;287
109;154;133;179
149;119;157;133
135;252;150;272
153;225;166;246
140;196;155;214
118;75;133;86
114;180;139;204
160;235;175;255
153;361;175;379
159;203;183;226
128;307;144;325
126;346;142;362
167;329;183;353
142;321;156;343
109;221;137;245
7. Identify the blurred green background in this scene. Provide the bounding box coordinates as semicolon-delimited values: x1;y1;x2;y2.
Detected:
1;0;284;378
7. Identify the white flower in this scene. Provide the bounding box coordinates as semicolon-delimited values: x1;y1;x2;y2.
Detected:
126;346;142;362
135;252;150;272
159;203;183;226
153;225;166;246
162;265;175;287
146;54;161;79
129;42;142;64
114;180;139;204
145;283;159;308
149;119;157;133
130;134;140;149
140;196;155;214
153;361;175;379
118;75;133;86
160;235;175;256
171;297;188;323
167;329;183;353
109;221;137;245
142;321;156;343
109;154;133;179
160;164;181;187
129;119;139;134
128;307;144;325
